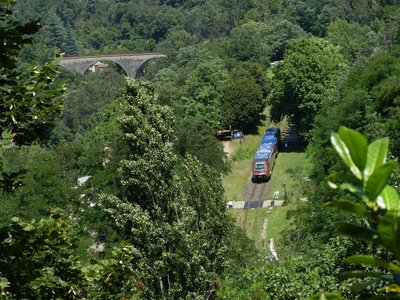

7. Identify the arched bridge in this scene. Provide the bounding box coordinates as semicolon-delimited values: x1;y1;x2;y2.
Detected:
59;53;166;79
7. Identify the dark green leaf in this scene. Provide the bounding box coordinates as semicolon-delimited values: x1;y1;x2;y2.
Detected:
336;222;378;242
328;173;362;187
365;161;396;201
339;271;383;280
328;173;363;196
325;200;372;220
379;212;400;259
350;278;377;293
344;255;400;272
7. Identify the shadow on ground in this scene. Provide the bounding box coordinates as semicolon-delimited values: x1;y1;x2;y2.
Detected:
280;127;306;153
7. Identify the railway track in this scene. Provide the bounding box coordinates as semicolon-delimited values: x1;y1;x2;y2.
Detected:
243;176;270;202
240;175;270;228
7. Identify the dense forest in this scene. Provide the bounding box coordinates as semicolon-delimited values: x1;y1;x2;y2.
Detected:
1;0;400;298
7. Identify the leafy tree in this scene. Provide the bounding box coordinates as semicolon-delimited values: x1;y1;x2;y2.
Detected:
0;0;65;195
59;69;125;134
244;0;284;22
41;11;68;51
307;46;400;177
100;79;229;299
156;29;199;55
175;118;228;173
153;45;230;172
327;19;379;64
0;0;64;146
283;0;379;36
1;145;77;219
219;70;264;132
0;213;82;299
227;20;270;63
183;3;229;39
264;18;305;61
268;37;346;135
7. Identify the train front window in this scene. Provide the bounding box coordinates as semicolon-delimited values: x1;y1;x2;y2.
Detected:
255;162;265;170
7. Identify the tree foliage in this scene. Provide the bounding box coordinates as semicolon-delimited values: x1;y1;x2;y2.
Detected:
1;0;400;298
0;213;82;299
219;62;266;131
268;37;346;135
100;79;229;299
0;1;64;146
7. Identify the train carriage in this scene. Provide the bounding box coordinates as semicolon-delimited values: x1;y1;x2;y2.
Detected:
251;127;280;182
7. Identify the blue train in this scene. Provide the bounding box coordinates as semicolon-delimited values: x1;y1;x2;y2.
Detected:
252;127;281;183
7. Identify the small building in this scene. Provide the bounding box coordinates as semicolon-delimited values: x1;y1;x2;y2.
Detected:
88;61;109;73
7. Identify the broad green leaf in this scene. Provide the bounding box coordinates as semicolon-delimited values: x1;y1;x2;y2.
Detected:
336;222;378;242
379;212;400;259
377;185;400;211
328;173;362;185
339;271;383;280
338;126;367;173
365;161;396;201
364;138;389;180
344;255;400;272
325;200;372;220
331;132;362;179
328;181;363;196
328;173;363;196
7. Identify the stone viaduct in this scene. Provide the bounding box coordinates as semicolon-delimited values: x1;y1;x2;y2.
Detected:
59;53;166;79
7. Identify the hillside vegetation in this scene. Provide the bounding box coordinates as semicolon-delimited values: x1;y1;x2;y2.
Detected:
1;0;400;298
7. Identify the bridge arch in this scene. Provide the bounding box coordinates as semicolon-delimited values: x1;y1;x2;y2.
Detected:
80;60;129;76
59;53;166;79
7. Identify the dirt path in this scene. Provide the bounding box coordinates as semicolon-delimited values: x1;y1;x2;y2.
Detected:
260;216;268;244
222;141;233;158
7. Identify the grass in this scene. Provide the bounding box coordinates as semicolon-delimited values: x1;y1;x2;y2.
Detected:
264;203;296;241
228;208;268;246
228;203;296;247
267;152;309;200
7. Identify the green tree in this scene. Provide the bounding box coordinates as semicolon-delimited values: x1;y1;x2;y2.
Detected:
60;69;125;134
219;72;264;132
100;79;229;299
0;0;64;194
268;37;346;135
42;11;68;51
327;19;379;64
227;20;269;63
0;213;82;299
264;18;305;61
0;0;64;146
1;145;77;220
